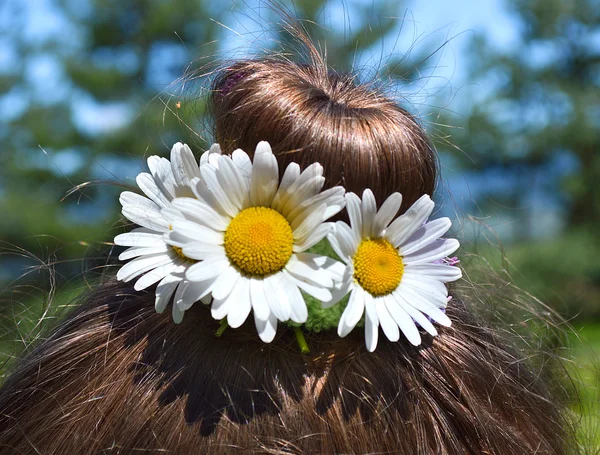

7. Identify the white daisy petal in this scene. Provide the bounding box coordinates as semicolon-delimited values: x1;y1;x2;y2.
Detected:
338;286;366;337
285;253;334;288
200;143;222;166
115;228;164;247
283;270;333;302
277;162;320;202
401;282;448;307
135;172;171;208
398;286;452;327
191;176;230;217
402;238;460;265
226;279;251;328
118;245;168;261
231;148;253;183
345;192;362;243
328;221;357;262
155;274;180;313
286;186;345;226
171;197;229;231
293;222;333;253
364;294;379;352
401;275;449;297
217;154;247;210
278;163;324;217
326;231;347;263
172;300;185;324
170;142;200;186
386;295;422;345
271;162;301;212
122;206;170;232
281;273;308;323
134;262;181;291
148;156;177;200
170;219;224;245
119;191;160;213
201;163;239;217
361;189;377;238
282;174;326;218
250;278;270;321
177;241;224;261
211;289;232;320
403;263;462;283
385;195;434;247
373;192;402;236
266;273;291;322
116;253;173;282
250;141;279;207
399;280;447;309
186;257;229;282
376;297;400;342
160;207;187;225
211;266;241;301
324;266;353;308
400;217;453;255
395;296;438;337
178;279;215;310
292;204;327;241
254;311;277;343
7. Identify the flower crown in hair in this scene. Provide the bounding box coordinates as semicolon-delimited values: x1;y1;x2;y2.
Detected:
115;142;461;352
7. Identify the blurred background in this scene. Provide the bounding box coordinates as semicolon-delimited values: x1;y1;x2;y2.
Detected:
0;0;598;446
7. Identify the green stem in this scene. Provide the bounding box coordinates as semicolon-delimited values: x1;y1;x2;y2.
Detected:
294;327;310;354
215;319;229;337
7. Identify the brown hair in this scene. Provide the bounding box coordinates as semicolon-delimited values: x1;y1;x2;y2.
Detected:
0;280;574;454
0;26;577;455
210;55;436;212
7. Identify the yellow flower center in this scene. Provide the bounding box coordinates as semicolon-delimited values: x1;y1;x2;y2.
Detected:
353;238;404;296
169;225;193;262
224;207;293;277
172;246;187;259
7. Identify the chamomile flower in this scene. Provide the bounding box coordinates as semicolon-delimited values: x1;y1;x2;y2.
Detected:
115;142;221;322
164;141;346;342
327;189;461;351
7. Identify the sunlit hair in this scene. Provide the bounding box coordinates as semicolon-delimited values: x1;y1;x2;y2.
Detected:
0;21;578;455
210;44;436;213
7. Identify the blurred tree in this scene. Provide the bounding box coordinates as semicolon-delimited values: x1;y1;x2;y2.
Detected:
458;0;599;232
450;0;600;318
0;0;424;286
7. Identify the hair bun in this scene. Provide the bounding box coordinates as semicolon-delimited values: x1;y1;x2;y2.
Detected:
210;55;436;213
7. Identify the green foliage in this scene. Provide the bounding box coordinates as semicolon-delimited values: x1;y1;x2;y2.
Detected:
465;229;600;320
453;0;599;231
568;323;600;449
442;0;600;321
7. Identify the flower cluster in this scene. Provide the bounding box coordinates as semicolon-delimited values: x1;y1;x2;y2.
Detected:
116;142;461;351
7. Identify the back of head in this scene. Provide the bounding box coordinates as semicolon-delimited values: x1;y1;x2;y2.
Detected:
0;25;575;455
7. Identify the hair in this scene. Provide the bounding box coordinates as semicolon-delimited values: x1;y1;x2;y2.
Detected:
0;22;578;455
210;52;436;213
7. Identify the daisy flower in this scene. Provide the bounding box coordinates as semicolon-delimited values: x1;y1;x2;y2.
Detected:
327;189;461;351
164;141;346;342
114;142;221;322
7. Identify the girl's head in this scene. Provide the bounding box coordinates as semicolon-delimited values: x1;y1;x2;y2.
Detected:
0;25;575;455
